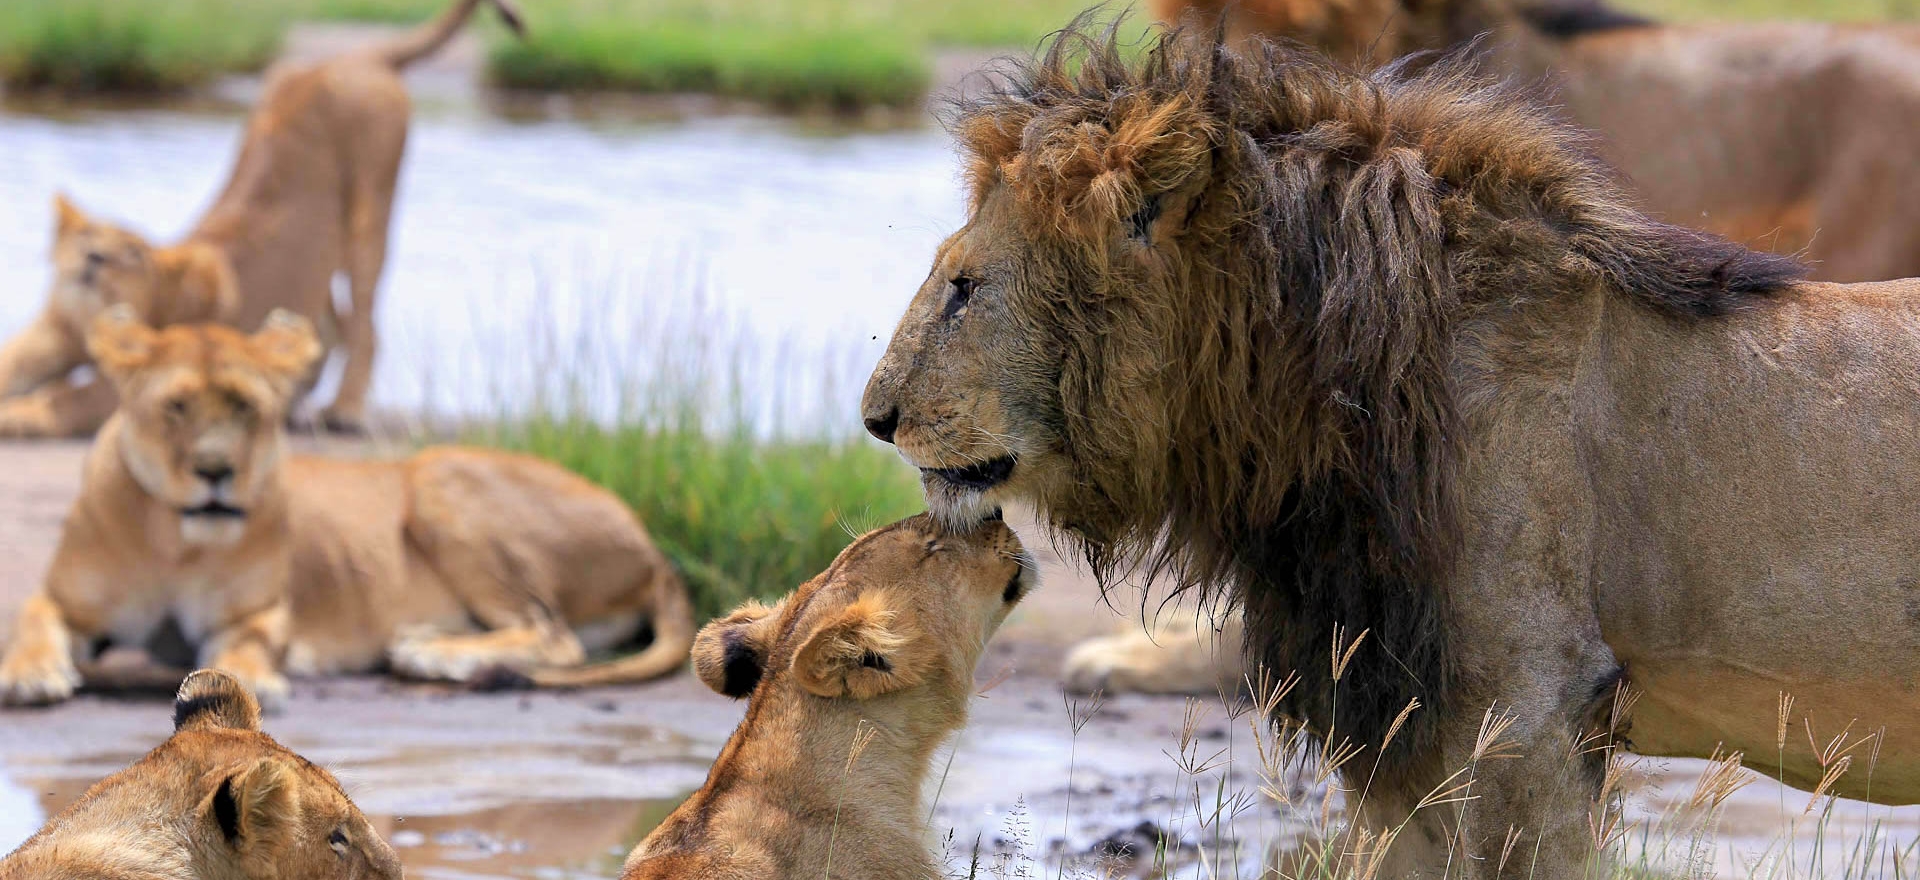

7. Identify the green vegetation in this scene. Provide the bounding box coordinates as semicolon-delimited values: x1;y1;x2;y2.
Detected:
1619;0;1917;21
482;415;923;622
0;0;283;93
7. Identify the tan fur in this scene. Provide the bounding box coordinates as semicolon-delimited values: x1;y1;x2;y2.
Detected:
1154;0;1920;283
0;0;523;438
863;25;1920;877
624;514;1034;880
0;670;402;880
1061;609;1244;697
0;311;692;709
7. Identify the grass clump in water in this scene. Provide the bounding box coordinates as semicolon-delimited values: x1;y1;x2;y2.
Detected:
0;0;283;93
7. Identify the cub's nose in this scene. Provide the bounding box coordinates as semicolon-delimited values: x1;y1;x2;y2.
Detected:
863;407;899;444
194;462;234;485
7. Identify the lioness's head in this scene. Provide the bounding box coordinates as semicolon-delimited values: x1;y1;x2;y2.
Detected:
88;308;323;545
1;670;402;880
692;513;1032;713
48;194;234;330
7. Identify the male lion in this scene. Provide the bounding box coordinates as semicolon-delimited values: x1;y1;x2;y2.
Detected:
0;669;402;880
863;25;1920;877
625;512;1033;880
0;309;693;709
0;0;524;438
1155;0;1920;283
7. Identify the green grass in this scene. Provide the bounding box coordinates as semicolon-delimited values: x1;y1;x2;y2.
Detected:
0;0;283;93
480;415;923;622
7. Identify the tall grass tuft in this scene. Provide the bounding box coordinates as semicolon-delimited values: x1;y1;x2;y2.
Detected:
0;0;283;93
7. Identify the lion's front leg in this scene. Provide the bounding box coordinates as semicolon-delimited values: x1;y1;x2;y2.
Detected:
199;602;292;713
0;593;87;706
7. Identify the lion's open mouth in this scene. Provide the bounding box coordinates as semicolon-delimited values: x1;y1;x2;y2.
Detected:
181;501;247;519
924;456;1015;491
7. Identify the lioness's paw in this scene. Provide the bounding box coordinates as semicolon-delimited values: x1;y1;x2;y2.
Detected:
319;407;366;436
0;651;81;706
242;672;291;715
388;638;486;683
1061;638;1123;696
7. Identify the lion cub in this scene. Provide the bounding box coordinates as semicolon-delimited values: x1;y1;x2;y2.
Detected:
623;513;1033;880
0;309;693;708
0;669;402;880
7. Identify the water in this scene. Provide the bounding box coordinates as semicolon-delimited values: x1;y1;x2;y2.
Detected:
0;103;966;424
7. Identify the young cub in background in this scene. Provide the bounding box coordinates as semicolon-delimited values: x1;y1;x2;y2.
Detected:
0;669;402;880
624;512;1033;880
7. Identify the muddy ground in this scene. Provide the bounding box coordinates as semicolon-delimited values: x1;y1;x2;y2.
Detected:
1;439;1916;878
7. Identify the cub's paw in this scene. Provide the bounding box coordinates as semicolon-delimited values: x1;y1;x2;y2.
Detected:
0;650;82;706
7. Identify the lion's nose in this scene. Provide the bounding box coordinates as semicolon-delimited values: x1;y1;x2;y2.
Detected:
863;408;899;444
194;462;234;485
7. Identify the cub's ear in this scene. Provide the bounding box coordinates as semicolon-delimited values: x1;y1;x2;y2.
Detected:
207;757;300;865
693;599;784;698
152;244;237;325
249;310;324;381
791;594;924;700
86;304;157;384
174;669;263;733
53;193;88;238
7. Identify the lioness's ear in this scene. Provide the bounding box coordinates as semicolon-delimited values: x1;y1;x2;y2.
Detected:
249;309;324;380
791;595;924;700
693;599;784;698
86;304;157;384
174;669;263;733
208;758;300;860
53;193;88;238
152;244;237;325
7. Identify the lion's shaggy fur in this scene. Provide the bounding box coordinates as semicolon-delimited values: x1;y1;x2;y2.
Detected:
942;22;1801;757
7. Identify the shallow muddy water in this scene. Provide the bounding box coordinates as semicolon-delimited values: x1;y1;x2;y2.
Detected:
0;100;962;423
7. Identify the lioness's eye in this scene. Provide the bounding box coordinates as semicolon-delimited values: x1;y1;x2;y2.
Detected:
329;828;349;854
226;392;253;418
165;398;189;419
943;275;977;320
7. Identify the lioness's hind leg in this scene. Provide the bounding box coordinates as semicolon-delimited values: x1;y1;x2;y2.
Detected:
320;125;403;434
0;378;118;438
0;593;84;706
0;311;82;399
387;620;585;684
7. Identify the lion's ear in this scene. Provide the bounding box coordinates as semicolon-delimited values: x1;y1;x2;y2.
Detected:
86;305;157;385
791;595;924;700
1074;99;1216;251
693;598;784;698
174;669;263;733
53;193;88;238
208;757;300;862
152;244;237;325
249;310;324;381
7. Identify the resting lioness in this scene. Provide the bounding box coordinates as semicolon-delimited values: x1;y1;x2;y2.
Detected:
623;513;1034;880
0;308;694;709
0;669;402;880
0;0;524;438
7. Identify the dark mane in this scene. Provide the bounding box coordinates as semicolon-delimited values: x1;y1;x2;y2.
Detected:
946;20;1801;761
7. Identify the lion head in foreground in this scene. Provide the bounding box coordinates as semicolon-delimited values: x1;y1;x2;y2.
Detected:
863;22;1797;753
0;669;402;880
88;306;324;545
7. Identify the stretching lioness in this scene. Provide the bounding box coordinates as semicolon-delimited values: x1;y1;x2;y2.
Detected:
0;669;402;880
623;513;1033;880
0;0;524;438
0;309;693;709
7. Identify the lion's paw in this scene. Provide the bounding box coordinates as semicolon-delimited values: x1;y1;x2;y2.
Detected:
388;637;485;684
0;650;81;706
1061;636;1128;696
244;671;292;715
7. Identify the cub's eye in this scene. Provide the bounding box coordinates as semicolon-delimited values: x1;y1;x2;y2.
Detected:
225;392;253;418
943;275;977;320
164;398;190;419
328;828;349;855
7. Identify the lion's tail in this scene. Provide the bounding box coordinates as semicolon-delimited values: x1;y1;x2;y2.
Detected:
520;575;696;689
374;0;525;69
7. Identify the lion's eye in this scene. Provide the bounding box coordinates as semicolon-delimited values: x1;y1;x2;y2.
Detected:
943;275;977;320
165;398;190;419
328;828;349;855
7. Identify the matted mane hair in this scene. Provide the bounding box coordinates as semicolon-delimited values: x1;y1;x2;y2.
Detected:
945;20;1801;759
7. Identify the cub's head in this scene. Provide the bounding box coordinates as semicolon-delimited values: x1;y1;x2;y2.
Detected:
3;670;402;880
48;194;234;329
87;308;323;545
693;513;1032;718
